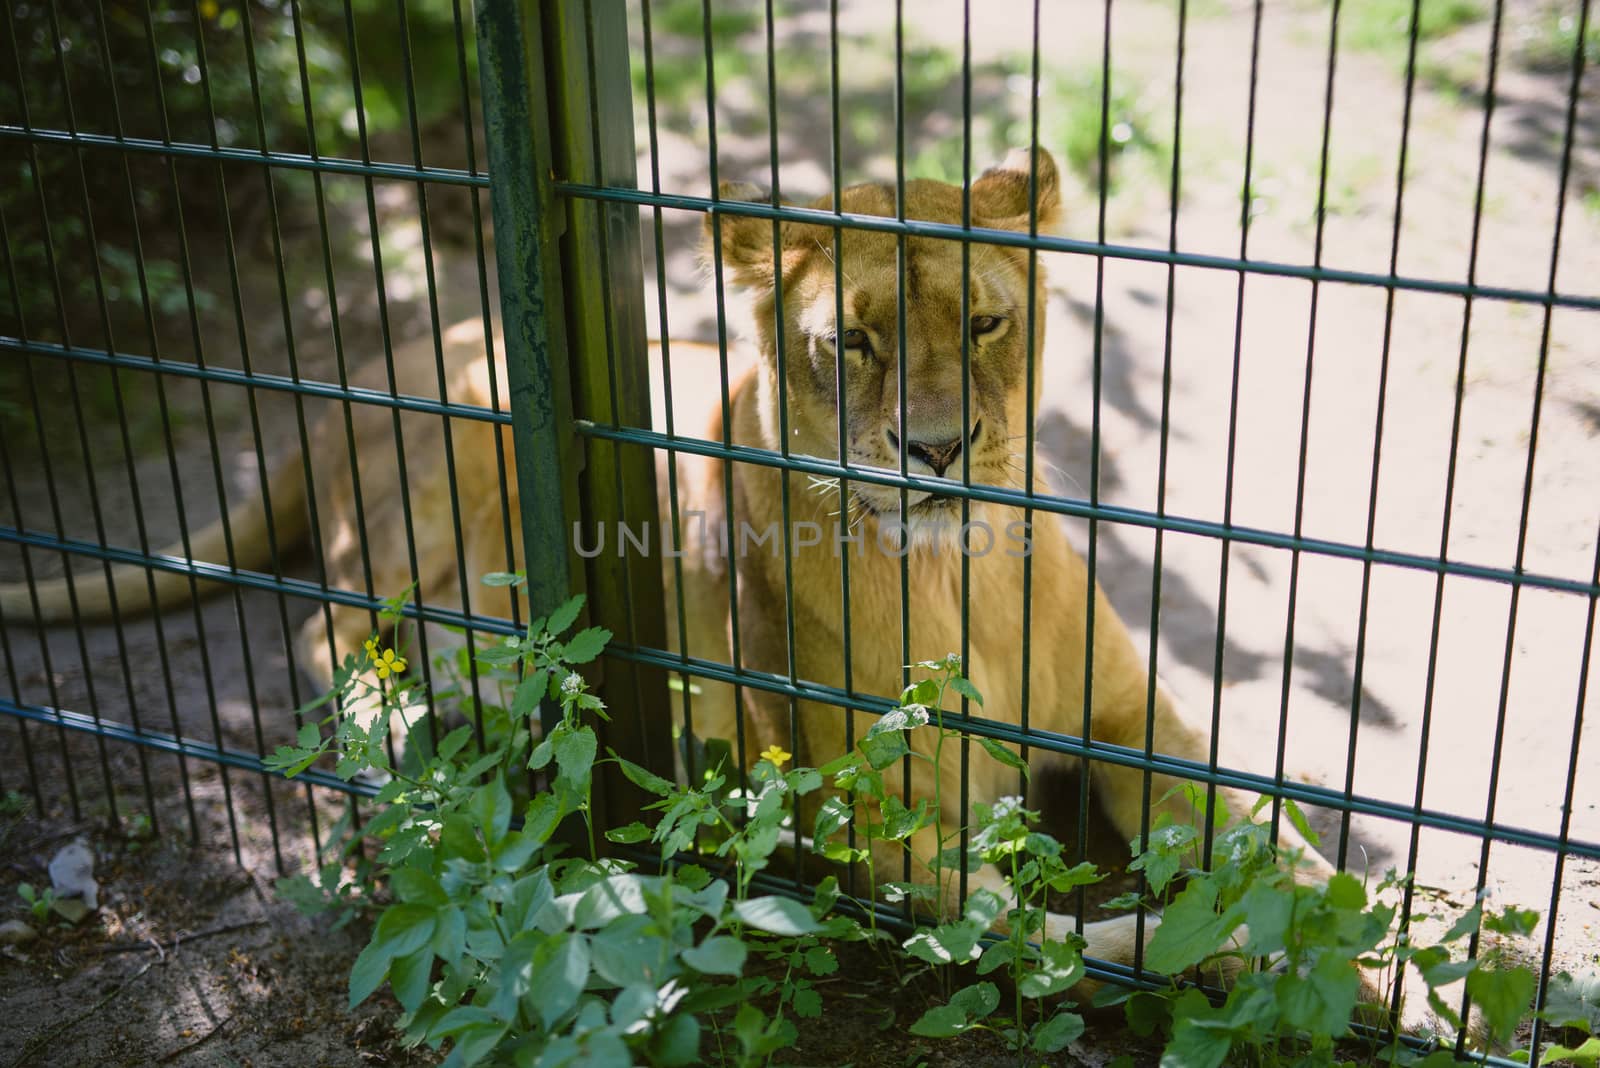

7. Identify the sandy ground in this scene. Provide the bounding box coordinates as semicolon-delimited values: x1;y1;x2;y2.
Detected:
0;0;1596;1063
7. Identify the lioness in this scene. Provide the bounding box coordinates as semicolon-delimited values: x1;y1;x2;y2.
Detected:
1;148;1337;990
666;147;1340;971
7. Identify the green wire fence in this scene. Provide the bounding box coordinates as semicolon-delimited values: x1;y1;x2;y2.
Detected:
0;1;1596;1064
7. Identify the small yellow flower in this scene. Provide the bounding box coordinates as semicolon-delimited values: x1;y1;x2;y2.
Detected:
373;646;408;680
363;638;379;660
199;0;219;19
759;744;791;769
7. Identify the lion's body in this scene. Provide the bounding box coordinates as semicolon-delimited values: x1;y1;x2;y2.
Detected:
1;150;1343;991
667;152;1338;970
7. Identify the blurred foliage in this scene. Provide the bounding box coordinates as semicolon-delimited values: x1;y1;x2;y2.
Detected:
1339;0;1486;60
0;0;477;334
1;0;478;441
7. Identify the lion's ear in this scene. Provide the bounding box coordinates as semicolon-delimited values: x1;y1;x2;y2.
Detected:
971;148;1060;233
704;181;785;289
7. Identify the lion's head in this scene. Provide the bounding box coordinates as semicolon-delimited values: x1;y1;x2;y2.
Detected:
710;148;1060;541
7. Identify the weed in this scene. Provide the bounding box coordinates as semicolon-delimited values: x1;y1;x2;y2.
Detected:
274;576;1556;1066
15;883;58;924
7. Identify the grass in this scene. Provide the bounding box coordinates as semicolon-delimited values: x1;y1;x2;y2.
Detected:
1339;0;1486;59
1514;4;1600;71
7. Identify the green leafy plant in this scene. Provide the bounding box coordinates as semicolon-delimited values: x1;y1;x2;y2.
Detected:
1089;789;1547;1068
15;883;58;924
273;579;1561;1067
270;586;872;1067
905;795;1100;1057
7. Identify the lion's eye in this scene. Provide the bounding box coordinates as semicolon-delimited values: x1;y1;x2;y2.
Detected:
970;315;1003;338
839;328;869;349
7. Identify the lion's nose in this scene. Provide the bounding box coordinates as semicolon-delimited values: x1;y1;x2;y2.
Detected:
887;421;982;477
907;437;963;476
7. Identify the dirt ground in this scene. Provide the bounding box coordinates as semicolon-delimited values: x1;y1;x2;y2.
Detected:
1;0;1597;1064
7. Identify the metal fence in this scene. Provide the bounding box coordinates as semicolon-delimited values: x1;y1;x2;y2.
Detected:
1;0;1597;1061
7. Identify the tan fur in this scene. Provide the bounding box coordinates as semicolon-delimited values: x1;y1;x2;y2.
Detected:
673;149;1341;986
0;320;735;707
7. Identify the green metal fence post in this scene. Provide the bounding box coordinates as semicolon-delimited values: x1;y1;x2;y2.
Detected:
474;0;582;630
476;0;672;829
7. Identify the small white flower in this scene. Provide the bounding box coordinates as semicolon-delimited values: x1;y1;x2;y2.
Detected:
561;671;583;695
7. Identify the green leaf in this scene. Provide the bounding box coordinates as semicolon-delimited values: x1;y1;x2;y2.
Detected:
605;821;651;844
391;866;448;907
1019;939;1085;998
511;672;546;720
429;1005;501;1039
1239;881;1294;956
388;944;433;1012
813;796;853;844
1124;991;1172;1037
732;896;820;936
432;906;466;964
1541;1036;1600;1067
373;904;438;961
492;830;541;873
909;1004;974;1038
1443;901;1484;943
978;736;1027;774
611;751;674;796
349;938;391;1008
1100;890;1145;912
1484;905;1540;938
1414;946;1477;989
562;626;611;664
573;875;650;929
1541;970;1600;1033
296;722;321;748
675;864;712;892
1325;871;1367;911
1047;860;1102;893
950;676;984;707
804;946;838;976
683;935;748;976
1277;951;1359;1037
1032;1010;1085;1053
858;729;909;771
950;981;1000;1019
553;726;597;786
654;1012;702;1066
1144;881;1229;975
530;934;591;1029
545;594;584;636
792;986;823;1017
467;773;513;847
789;768;823;795
904;922;983;966
435;725;473;762
1280;797;1322;848
1162;1015;1232;1068
522;791;564;847
977;940;1016;976
265;745;322;779
450;1021;510;1067
1465;965;1537;1044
